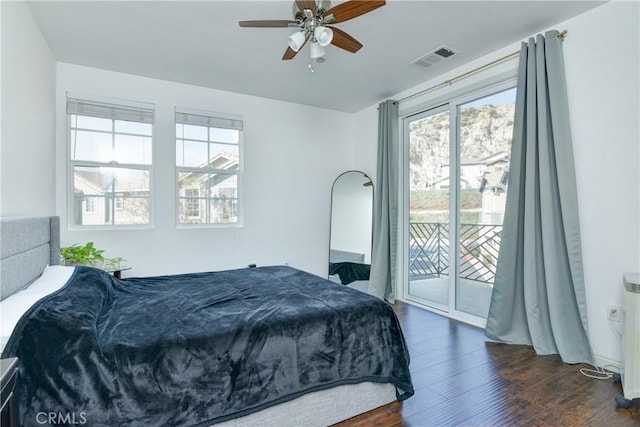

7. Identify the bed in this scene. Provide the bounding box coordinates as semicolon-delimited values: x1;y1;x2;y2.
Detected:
0;216;413;426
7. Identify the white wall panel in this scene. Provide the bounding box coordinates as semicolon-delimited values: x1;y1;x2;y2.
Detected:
1;1;56;216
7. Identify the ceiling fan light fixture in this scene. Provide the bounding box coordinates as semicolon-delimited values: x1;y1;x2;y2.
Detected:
288;31;306;52
314;26;333;47
239;0;387;61
310;42;326;58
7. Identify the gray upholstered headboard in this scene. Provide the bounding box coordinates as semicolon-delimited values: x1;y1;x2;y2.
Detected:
330;249;365;264
0;216;60;300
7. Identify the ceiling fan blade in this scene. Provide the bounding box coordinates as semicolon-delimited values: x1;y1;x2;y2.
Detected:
282;47;298;60
295;0;317;14
328;26;363;53
323;0;385;23
282;35;310;60
239;20;296;28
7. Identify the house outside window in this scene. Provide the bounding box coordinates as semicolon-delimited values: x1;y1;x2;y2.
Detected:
67;97;154;227
175;108;243;225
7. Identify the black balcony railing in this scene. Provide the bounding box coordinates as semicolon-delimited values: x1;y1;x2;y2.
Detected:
409;222;502;284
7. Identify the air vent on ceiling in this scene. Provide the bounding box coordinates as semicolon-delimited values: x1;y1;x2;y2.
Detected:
410;45;458;68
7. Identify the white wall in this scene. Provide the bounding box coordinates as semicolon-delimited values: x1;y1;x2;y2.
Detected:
352;1;640;366
564;0;639;367
56;64;353;277
1;1;56;216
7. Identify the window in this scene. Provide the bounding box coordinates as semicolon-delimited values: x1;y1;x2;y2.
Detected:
68;97;154;226
84;196;97;214
175;109;243;225
184;188;201;219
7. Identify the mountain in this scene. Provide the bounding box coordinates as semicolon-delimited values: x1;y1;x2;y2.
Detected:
409;104;515;190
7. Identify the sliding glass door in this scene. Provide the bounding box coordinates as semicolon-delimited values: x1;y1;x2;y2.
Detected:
404;84;516;323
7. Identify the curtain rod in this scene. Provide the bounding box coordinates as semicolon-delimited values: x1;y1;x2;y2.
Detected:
398;30;568;104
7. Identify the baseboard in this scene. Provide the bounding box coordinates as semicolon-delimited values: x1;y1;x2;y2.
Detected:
594;353;622;373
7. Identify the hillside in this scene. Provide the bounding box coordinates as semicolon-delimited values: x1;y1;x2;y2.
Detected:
409;104;515;190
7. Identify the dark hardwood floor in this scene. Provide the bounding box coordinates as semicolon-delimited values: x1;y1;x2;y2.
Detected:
334;301;640;427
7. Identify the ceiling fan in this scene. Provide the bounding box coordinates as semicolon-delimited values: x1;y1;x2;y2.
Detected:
239;0;386;61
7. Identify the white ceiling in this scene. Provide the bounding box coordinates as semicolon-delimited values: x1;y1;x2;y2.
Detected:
27;0;604;113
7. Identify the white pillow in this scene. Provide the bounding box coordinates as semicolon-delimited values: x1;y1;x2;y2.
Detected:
0;265;75;354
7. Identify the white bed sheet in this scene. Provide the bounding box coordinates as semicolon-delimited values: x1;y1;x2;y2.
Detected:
0;265;75;354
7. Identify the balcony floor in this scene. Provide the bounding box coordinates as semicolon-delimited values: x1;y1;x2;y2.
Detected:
408;275;493;318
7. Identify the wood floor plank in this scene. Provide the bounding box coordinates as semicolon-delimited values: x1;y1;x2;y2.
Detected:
537;377;640;426
424;360;511;399
515;367;594;410
396;386;445;418
333;401;404;426
455;396;545;426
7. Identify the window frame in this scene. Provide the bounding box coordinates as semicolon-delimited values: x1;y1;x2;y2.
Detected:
175;107;244;228
66;96;155;229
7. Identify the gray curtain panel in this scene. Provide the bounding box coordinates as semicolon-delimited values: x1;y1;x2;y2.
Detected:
485;31;594;365
370;100;399;302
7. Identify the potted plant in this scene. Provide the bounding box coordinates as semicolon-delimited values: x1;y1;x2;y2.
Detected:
60;242;126;271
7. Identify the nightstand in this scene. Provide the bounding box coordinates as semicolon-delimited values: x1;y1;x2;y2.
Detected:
108;267;132;279
1;357;19;427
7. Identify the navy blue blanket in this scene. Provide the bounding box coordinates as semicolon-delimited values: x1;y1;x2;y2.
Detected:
4;265;413;426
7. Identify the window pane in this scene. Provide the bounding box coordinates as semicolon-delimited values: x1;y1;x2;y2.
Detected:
109;168;150;193
209;143;239;170
183;124;207;141
178;198;205;224
209;128;239;144
176;140;208;167
210;174;237;198
177;172;237;224
178;172;208;224
178;172;208;197
210;198;237;224
115;135;152;164
114;197;149;225
71;130;112;162
459;88;515;228
73;166;150;225
456;87;515;318
210;174;237;223
115;120;152;136
74;115;112;132
408;109;451;308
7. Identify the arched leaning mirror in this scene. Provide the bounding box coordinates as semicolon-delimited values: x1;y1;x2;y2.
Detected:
329;171;373;292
